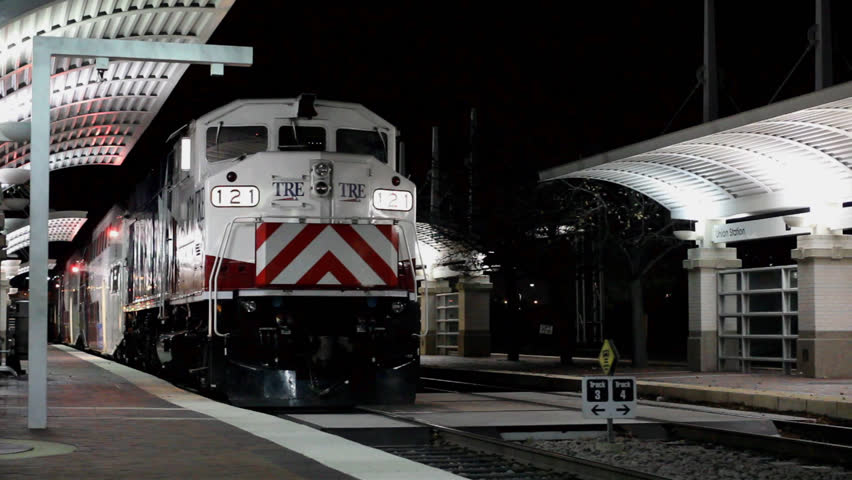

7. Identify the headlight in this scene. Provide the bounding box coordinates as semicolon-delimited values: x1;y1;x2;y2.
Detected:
239;299;257;313
314;162;332;177
314;181;330;196
391;301;405;314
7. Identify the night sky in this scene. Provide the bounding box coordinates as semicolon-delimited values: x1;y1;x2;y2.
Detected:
45;1;852;264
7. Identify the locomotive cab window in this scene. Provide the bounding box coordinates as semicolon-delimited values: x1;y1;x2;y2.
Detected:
278;126;326;151
336;129;388;163
206;125;268;162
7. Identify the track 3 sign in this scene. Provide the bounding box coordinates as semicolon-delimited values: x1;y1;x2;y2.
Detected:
581;376;637;419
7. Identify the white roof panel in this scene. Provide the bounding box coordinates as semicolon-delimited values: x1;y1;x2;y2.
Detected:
540;82;852;220
6;210;88;254
0;0;234;170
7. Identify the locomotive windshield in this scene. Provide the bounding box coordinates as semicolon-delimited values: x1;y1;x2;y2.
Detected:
206;125;268;162
336;129;387;163
278;126;326;151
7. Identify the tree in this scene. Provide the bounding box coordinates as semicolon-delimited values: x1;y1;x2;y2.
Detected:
544;179;685;367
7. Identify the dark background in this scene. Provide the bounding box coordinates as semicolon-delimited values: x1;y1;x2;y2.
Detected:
38;1;852;358
52;1;852;239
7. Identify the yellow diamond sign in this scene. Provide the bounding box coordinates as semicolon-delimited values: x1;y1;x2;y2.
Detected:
598;339;619;375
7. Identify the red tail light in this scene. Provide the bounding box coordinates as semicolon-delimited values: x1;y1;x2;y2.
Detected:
397;261;415;292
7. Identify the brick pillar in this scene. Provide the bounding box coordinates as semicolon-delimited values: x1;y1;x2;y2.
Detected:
457;277;493;357
683;247;741;372
791;235;852;378
418;280;451;355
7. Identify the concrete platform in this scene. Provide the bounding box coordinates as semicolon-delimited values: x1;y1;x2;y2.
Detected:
0;345;463;479
285;413;431;446
365;392;794;434
421;354;852;421
285;389;806;447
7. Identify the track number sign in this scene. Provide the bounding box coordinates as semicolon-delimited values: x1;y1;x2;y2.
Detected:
581;376;637;419
613;379;635;402
211;186;260;207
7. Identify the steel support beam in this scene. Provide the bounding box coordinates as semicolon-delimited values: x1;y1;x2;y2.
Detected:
816;0;833;90
28;36;252;429
703;0;719;122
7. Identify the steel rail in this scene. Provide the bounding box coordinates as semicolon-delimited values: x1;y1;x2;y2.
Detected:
773;420;852;446
358;406;672;480
419;375;852;467
664;422;852;466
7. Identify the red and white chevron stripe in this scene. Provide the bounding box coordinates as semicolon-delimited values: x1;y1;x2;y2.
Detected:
255;223;399;288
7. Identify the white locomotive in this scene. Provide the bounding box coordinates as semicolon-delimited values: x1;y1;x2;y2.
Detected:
59;96;420;406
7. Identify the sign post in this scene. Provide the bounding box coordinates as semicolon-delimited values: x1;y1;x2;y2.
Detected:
583;340;636;443
581;376;637;442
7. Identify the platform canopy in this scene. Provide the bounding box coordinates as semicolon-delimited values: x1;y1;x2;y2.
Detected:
5;210;87;254
15;260;58;275
0;0;235;170
416;222;489;279
539;82;852;221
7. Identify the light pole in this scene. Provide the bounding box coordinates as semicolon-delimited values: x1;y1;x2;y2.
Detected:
14;36;252;429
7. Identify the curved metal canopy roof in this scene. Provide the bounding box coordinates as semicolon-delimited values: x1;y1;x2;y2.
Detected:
6;210;87;254
15;260;58;276
0;0;234;170
540;82;852;221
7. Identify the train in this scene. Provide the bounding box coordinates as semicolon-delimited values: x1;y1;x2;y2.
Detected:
57;96;421;407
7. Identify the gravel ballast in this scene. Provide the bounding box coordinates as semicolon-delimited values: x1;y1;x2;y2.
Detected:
527;437;852;480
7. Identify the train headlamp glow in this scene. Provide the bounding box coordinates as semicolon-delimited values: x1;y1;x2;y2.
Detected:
391;301;405;314
239;299;257;313
372;189;413;211
314;163;332;177
314;181;330;195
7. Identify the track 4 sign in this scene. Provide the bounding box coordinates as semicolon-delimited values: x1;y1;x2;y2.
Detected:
581;376;637;419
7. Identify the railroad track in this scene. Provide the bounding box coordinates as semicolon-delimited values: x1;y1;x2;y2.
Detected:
774;419;852;446
418;375;852;467
664;421;852;466
359;406;671;480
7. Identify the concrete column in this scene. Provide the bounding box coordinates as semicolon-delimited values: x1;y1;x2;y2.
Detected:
418;280;451;355
791;235;852;378
683;247;741;372
0;260;20;375
457;277;493;357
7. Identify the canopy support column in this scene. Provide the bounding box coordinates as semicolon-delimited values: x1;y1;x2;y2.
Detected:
683;246;741;372
791;234;852;378
27;36;252;429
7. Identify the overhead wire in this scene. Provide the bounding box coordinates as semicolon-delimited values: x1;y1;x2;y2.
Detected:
768;36;817;105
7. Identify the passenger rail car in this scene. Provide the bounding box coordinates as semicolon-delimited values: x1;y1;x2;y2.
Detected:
59;96;420;406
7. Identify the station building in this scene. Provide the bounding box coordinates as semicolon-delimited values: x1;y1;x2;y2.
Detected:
540;83;852;378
